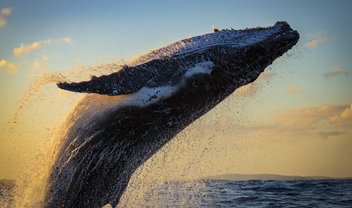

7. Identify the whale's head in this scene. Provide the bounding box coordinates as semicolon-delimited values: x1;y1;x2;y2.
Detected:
166;21;299;92
57;21;299;103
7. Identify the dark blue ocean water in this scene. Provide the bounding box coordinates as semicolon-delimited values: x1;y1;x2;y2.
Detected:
1;180;352;207
140;180;352;208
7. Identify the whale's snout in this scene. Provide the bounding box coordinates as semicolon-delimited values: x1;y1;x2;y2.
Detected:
273;21;299;49
266;22;299;60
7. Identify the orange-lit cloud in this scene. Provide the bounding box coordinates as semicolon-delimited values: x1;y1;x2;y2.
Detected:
200;103;352;142
0;59;17;75
13;41;45;56
330;104;352;125
306;33;328;48
275;104;348;128
13;37;72;56
324;66;348;79
261;104;352;140
306;39;325;48
0;8;12;28
285;85;301;96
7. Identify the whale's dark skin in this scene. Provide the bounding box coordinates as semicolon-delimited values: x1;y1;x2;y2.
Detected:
45;22;299;207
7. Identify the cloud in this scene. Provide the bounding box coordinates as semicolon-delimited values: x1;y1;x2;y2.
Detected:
330;104;352;125
0;59;17;75
306;39;325;48
62;37;72;44
200;104;352;141
324;66;348;79
251;104;352;140
306;33;328;48
275;104;348;128
13;41;45;56
0;8;12;28
285;85;301;96
13;37;73;56
316;130;345;139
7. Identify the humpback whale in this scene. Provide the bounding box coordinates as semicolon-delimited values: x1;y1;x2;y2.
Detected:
46;21;299;207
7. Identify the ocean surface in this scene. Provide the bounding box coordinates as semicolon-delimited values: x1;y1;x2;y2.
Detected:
1;179;352;207
132;179;352;208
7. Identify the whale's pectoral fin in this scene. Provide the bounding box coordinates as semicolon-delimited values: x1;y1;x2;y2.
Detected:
57;66;152;96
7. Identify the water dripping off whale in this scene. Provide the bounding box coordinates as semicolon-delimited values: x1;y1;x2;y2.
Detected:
45;21;299;207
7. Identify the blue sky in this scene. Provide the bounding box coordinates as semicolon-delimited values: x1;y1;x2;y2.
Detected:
0;0;352;179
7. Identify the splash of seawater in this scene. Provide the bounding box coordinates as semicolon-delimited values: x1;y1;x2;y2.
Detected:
7;64;123;207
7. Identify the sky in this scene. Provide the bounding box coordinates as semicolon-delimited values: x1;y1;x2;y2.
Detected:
0;0;352;181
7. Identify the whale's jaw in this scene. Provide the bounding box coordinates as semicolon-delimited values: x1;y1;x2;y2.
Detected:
45;22;299;207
